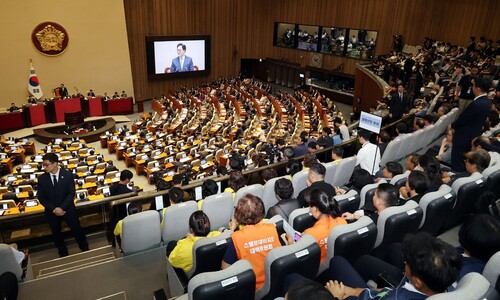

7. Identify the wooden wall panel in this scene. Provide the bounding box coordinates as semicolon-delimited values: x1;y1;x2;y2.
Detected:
124;0;499;100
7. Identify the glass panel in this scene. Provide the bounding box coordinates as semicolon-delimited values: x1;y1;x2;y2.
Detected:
274;23;296;49
345;29;377;60
297;25;320;52
320;28;347;56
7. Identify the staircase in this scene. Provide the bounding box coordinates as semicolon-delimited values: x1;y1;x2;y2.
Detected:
31;245;115;279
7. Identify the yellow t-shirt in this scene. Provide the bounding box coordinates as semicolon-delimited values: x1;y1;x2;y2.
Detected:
113;220;123;238
168;231;221;272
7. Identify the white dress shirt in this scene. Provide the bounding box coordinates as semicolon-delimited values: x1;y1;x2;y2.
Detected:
356;142;381;175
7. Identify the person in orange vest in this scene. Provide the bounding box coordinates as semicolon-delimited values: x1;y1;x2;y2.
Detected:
287;188;347;262
221;194;282;290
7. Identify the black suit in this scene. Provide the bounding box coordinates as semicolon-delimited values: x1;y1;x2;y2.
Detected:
297;180;336;208
37;168;88;257
59;86;68;98
389;92;408;122
451;95;491;172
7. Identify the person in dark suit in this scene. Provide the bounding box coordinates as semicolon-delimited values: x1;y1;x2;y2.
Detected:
266;178;300;220
170;43;194;73
389;84;408;122
296;163;335;208
451;77;492;172
37;153;88;257
59;83;68;98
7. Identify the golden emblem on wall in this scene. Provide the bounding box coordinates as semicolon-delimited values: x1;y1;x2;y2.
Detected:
31;22;69;56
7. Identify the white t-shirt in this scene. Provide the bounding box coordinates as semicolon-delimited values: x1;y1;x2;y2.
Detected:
356;142;381;175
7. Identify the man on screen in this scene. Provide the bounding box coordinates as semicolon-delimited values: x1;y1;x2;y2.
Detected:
170;43;194;72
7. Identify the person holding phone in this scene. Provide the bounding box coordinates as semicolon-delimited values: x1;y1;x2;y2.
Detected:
287;188;346;262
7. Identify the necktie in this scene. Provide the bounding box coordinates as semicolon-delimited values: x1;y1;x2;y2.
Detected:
400;93;403;102
180;57;184;70
53;175;58;187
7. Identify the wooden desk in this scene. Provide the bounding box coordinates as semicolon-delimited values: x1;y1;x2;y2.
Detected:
1;158;14;174
22;142;36;155
134;159;145;175
107;140;117;154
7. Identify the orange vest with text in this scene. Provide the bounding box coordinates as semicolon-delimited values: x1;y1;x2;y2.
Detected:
231;223;281;290
304;216;347;262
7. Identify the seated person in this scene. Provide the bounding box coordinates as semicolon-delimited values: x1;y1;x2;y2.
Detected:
399;171;429;204
325;232;461;299
442;149;490;184
471;136;500;167
417;154;442;192
331;146;343;163
287;188;346;263
172;174;191;202
168;211;221;272
286;277;335;300
222;194;282;290
196;179;220;209
286;159;302;177
456;213;500;281
160;187;185;229
110;170;133;196
223;171;246;198
436;129;453;165
375;161;403;181
113;202;142;248
8;103;19;112
337;168;374;195
266;178;300;220
297;163;335;207
342;183;399;223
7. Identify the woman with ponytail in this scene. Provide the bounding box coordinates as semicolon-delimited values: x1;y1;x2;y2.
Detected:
289;188;347;262
168;211;221;272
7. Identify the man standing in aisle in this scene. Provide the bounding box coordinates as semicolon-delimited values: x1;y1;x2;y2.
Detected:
37;153;89;257
451;77;492;172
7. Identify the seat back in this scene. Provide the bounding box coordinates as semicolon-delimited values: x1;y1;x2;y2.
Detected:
323;161;339;186
291;170;309;198
359;181;386;210
162;201;198;245
483;165;500;199
380;138;401;167
332;156;357;187
201;192;234;231
374;200;423;249
187;260;255;300
483;251;500;292
334;190;360;213
288;208;316;232
427;273;491;300
326;216;377;265
0;200;16;209
0;244;23;281
234;184;264;205
443;173;486;231
255;234;321;300
262;176;289;214
188;230;233;278
389;170;410;189
121;211;162;256
418;185;455;236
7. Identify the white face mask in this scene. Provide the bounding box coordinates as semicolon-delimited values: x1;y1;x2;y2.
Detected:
414;165;423;171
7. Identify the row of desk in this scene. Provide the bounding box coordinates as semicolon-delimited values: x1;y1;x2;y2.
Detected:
0;97;134;133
